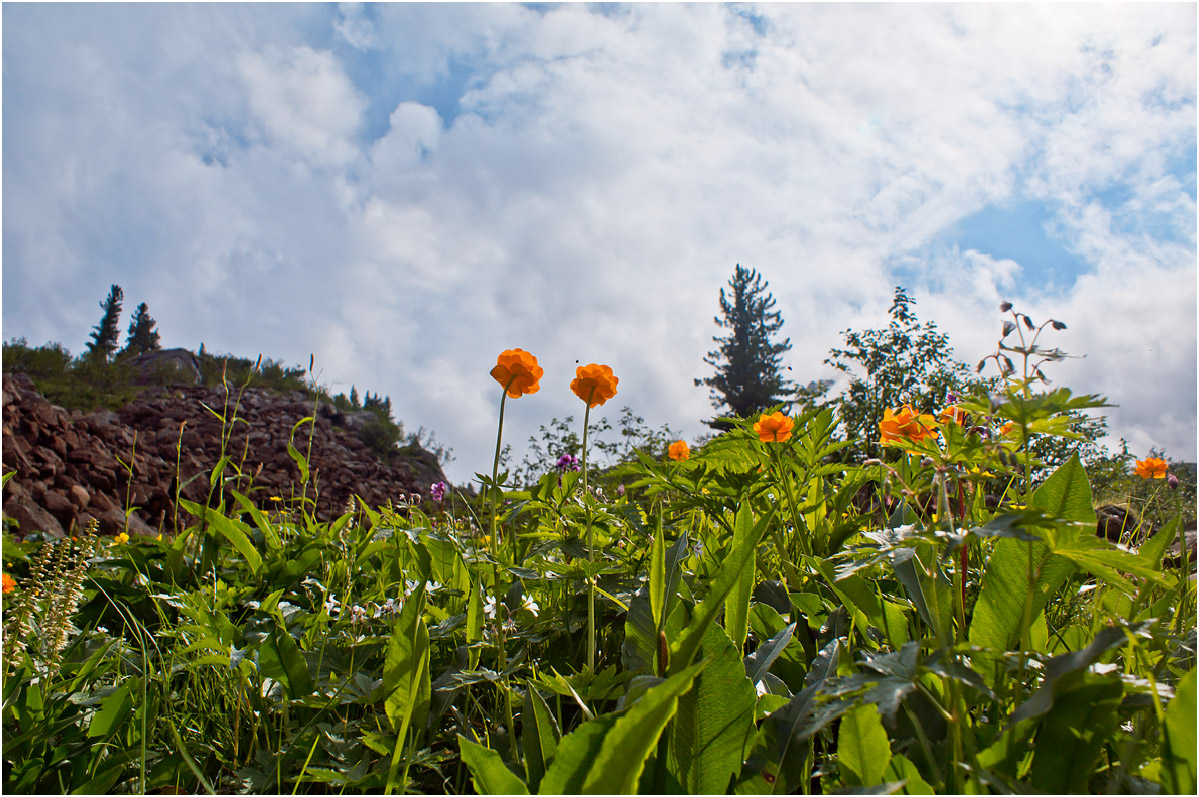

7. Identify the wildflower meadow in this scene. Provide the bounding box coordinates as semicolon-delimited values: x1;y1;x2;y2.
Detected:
1;302;1195;795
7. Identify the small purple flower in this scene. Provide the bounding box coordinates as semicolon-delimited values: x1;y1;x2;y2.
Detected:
430;481;448;502
555;454;581;473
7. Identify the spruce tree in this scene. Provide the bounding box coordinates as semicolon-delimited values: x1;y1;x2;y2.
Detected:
695;265;794;427
121;302;161;356
85;285;124;362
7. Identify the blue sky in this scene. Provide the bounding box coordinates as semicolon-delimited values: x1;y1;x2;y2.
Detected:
3;3;1195;484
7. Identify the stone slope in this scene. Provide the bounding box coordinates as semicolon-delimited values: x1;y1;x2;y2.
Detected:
2;372;447;538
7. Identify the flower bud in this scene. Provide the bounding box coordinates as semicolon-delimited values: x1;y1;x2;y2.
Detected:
999;301;1013;312
1167;473;1180;490
1051;319;1067;330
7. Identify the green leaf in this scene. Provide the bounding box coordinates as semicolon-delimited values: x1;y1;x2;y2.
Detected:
383;583;430;741
522;686;561;793
812;558;885;632
670;505;775;676
724;503;756;651
890;545;952;641
1051;535;1167;594
883;753;933;794
1031;454;1096;524
968;527;1075;688
650;526;667;632
458;735;530;795
467;578;485;670
425;535;470;593
179;500;262;574
838;702;892;787
1029;672;1123;793
1137;516;1180;570
623;585;687;678
538;715;620;794
229;490;282;549
1162;668;1197;794
580;661;707;794
257;623;313;700
737;638;844;794
744;622;797;688
87;684;133;738
1007;623;1140;726
287;438;310;485
669;624;757;794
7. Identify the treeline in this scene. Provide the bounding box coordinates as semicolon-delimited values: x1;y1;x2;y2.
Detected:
3;285;453;465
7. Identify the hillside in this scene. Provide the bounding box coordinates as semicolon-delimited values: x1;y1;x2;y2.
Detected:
1;367;447;539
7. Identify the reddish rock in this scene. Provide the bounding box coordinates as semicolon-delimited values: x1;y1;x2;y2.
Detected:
69;484;90;509
2;371;448;541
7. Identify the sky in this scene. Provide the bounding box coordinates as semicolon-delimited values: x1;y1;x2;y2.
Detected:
3;2;1196;486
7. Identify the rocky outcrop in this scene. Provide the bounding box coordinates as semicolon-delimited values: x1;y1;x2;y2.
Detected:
2;373;448;538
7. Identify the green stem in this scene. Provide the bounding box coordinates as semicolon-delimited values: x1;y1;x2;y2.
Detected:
583;397;596;672
491;386;512;549
490;379;519;760
769;444;808;581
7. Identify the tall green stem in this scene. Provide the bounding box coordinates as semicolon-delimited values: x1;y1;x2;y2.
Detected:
582;397;596;672
489;380;519;759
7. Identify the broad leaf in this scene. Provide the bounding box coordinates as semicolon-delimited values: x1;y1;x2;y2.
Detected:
724;502;756;650
522;686;560;793
1029;672;1123;793
383;583;430;741
669;623;757;794
1162;667;1197;794
580;661;707;794
669;506;775;676
459;735;530;795
838;702;892;787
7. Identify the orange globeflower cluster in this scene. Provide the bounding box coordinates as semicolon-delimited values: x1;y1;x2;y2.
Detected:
754;411;794;443
668;440;690;460
1134;456;1169;479
571;364;619;408
491;349;544;398
879;405;939;445
2;572;15;594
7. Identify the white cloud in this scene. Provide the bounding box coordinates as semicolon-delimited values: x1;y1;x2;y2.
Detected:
238;46;366;168
3;3;1194;483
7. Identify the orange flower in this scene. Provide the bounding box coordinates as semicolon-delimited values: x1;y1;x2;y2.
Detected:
999;421;1015;436
754;411;794;443
938;405;967;426
879;405;939;445
668;440;690;460
2;573;15;594
491;349;543;398
1134;457;1168;479
570;363;618;408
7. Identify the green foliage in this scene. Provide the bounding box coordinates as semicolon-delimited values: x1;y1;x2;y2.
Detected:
85;284;124;362
2;295;1193;795
121;302;161;356
695;264;795;426
823;286;982;461
513;406;675;486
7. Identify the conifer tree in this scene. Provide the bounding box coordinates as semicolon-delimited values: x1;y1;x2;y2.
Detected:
695;265;794;427
121;302;161;356
85;285;124;362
